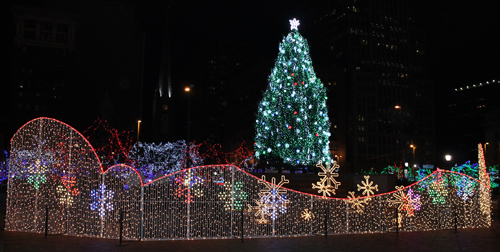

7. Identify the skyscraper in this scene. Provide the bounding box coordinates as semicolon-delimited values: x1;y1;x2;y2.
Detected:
308;0;435;172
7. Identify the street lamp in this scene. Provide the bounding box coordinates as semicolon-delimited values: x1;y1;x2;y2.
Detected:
395;105;404;165
445;154;452;170
410;144;416;179
485;142;489;157
137;120;141;144
185;87;191;143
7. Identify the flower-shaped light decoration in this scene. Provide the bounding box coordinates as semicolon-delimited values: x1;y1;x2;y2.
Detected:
90;183;115;218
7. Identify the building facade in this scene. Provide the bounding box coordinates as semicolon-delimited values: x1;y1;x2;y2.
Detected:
308;0;435;172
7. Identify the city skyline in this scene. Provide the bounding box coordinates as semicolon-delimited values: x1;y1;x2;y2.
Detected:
1;0;498;168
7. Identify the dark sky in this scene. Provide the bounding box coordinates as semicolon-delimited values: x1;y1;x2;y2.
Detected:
140;0;499;93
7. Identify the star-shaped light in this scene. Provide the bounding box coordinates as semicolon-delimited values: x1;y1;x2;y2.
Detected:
289;18;300;30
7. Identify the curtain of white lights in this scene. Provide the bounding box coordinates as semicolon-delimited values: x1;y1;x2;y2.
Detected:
6;118;491;240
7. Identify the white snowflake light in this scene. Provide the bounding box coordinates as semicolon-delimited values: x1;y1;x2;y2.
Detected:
249;175;289;223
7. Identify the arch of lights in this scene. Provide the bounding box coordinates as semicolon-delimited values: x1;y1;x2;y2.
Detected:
6;118;491;240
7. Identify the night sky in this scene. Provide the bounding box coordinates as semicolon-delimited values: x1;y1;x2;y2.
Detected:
143;0;500;91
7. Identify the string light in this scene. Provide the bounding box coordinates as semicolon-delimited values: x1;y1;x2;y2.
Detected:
5;118;492;240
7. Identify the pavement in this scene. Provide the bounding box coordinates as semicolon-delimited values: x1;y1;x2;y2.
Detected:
1;214;499;252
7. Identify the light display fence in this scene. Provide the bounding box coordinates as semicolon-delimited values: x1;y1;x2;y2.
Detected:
6;118;491;240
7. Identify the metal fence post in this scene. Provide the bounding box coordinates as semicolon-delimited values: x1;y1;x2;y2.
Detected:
140;186;144;241
395;208;399;235
119;209;124;245
454;204;458;233
45;205;48;238
241;209;244;242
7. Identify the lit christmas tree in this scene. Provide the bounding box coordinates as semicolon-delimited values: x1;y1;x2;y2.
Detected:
255;19;332;166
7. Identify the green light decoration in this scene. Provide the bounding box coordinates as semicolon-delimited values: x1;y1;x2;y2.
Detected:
219;181;248;211
451;161;499;188
254;19;332;166
27;174;47;190
27;160;47;190
427;180;448;205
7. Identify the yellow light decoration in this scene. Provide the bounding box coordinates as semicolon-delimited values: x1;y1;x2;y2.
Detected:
312;161;341;196
347;191;368;213
301;208;314;221
56;185;74;206
357;175;379;197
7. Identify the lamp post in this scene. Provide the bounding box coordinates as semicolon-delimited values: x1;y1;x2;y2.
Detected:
137;120;141;144
395;105;405;165
410;144;416;179
410;144;417;177
485;142;489;158
185;87;191;143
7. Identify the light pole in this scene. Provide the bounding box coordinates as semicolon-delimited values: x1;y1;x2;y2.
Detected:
185;87;191;143
485;142;489;158
137;120;141;144
410;144;416;179
395;105;405;165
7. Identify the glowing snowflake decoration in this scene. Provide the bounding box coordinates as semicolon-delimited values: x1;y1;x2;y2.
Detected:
248;199;269;224
173;170;205;203
455;176;475;201
301;208;314;221
347;191;369;213
62;175;79;196
90;183;115;218
56;185;74;206
249;175;289;223
27;159;48;190
218;181;248;211
387;186;421;227
289;18;300;30
427;181;448;205
357;175;379;197
312;161;341;196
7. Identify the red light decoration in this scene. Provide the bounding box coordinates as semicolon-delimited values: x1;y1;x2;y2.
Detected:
288;125;292;129
294;111;297;114
294;82;297;86
315;133;319;137
291;73;294;76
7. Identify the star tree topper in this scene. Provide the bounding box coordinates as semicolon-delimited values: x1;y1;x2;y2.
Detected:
289;18;300;30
